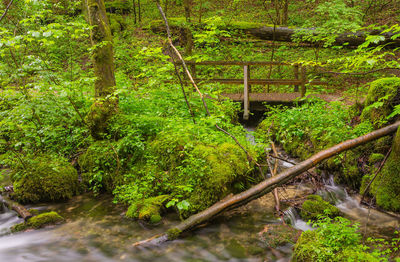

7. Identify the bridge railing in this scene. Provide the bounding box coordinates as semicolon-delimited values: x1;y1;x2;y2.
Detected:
175;61;327;120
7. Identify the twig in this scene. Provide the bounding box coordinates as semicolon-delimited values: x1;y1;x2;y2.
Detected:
170;52;196;123
270;142;281;215
0;0;14;23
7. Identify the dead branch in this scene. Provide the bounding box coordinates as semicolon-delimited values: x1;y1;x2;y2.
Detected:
0;0;14;23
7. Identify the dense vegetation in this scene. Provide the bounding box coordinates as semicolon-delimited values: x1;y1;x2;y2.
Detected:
1;0;400;260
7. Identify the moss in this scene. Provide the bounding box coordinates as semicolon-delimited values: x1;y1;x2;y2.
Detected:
125;195;170;222
259;224;301;248
28;209;40;216
11;211;64;232
86;97;118;140
167;227;182;240
147;130;255;218
369;153;385;163
182;142;252;217
361;77;400;129
12;155;79;204
370;128;400;211
300;195;340;221
149;214;162;224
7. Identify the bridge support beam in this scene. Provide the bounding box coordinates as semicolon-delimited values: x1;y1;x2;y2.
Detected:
243;65;250;120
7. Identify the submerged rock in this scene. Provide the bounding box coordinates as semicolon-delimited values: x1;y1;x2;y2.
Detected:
11;211;64;232
259;224;301;248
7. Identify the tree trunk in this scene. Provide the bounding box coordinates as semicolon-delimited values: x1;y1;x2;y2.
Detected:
283;0;288;26
183;0;191;23
133;121;400;246
85;0;118;139
138;0;141;23
132;0;136;24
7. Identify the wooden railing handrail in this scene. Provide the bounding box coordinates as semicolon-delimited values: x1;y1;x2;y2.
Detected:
174;60;295;66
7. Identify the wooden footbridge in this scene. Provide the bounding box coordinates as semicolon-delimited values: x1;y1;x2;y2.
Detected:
177;61;334;120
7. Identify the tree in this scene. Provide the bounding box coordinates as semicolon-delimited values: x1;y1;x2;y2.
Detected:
84;0;118;139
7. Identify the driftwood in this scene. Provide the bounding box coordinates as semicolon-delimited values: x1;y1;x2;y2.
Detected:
1;195;32;221
133;121;400;247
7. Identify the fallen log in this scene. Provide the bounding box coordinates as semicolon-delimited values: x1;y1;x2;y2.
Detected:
150;20;400;49
1;195;33;221
246;27;400;48
133;121;400;247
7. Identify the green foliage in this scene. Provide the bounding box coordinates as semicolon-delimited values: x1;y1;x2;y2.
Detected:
293;216;387;262
11;211;64;233
258;99;373;158
300;195;340;222
11;154;79;203
294;0;362;48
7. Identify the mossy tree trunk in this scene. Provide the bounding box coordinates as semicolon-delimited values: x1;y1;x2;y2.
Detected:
372;127;400;211
84;0;118;139
183;0;193;55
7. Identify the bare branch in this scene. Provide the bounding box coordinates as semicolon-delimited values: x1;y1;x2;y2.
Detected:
0;0;14;23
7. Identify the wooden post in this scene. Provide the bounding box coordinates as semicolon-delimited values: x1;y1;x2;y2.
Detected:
300;66;307;97
243;65;250;120
294;64;299;92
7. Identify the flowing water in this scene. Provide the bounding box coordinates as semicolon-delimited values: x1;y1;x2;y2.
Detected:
0;194;295;262
0;126;399;261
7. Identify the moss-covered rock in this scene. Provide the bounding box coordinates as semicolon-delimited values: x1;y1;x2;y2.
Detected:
361;77;400;129
125;195;169;223
300;195;340;221
370;128;400;211
12;155;79;203
11;211;64;232
369;153;385;163
259;224;301;248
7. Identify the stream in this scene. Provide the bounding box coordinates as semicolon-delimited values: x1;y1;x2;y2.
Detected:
0;127;399;261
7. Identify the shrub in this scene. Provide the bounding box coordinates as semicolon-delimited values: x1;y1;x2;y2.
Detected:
293;216;387;262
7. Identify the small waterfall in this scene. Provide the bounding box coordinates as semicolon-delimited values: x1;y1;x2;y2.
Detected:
317;175;349;204
283;207;313;231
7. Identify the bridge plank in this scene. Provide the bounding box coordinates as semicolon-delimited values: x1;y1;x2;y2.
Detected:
193;78;327;85
221;93;343;103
